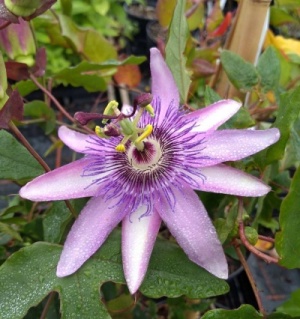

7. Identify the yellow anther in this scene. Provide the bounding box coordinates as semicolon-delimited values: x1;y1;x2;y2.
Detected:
135;124;153;144
95;126;108;138
145;104;155;117
102;100;119;124
115;144;126;152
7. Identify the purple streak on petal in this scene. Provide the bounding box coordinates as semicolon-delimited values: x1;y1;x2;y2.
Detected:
192;128;280;166
157;185;228;279
150;48;179;125
122;206;161;294
195;164;271;196
19;158;100;201
57;195;127;277
184;100;242;132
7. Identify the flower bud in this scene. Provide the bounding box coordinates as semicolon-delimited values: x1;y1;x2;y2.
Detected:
104;123;121;137
244;226;258;246
136;93;153;108
4;0;40;17
0;18;36;66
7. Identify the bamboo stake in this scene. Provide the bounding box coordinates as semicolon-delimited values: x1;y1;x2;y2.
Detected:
213;0;271;100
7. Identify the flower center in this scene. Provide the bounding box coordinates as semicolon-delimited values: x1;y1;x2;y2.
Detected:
127;139;162;172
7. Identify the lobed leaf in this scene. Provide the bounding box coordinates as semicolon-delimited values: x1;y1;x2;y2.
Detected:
0;130;44;182
0;230;228;319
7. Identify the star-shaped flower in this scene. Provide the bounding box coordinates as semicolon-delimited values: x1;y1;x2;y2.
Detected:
20;48;280;294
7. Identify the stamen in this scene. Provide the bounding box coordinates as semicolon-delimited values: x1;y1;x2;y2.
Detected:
95;126;108;138
134;124;153;144
115;144;126;152
102;100;120;124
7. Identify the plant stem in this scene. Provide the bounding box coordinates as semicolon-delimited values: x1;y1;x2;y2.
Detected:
40;292;56;319
258;235;275;243
9;121;51;172
237;198;279;264
30;74;75;124
234;241;267;317
239;222;279;264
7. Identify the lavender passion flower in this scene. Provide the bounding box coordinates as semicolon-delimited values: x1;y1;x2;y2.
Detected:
20;48;280;294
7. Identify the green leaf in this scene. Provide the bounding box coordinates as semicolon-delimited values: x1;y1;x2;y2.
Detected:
202;305;263;319
43;199;87;243
255;87;300;167
204;86;221;105
13;80;38;97
0;230;228;319
0;222;22;241
214;199;238;244
220;50;259;91
257;46;280;92
281;118;300;170
165;0;191;103
57;14;117;63
268;313;299;319
43;201;72;243
277;288;300;317
276;166;300;268
0;130;44;182
270;7;298;26
24;101;56;134
54;57;146;92
253;191;281;231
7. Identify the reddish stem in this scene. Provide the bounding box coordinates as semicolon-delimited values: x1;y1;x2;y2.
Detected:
234;241;267;317
239;222;279;264
9;121;77;219
258;235;275;243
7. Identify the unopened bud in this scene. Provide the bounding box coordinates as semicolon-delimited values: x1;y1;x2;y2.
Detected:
136;93;153;108
244;227;258;246
104;123;121;137
4;0;40;17
0;18;36;66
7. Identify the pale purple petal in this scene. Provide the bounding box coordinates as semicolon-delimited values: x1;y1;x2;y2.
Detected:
157;185;228;279
193;128;280;166
58;126;93;153
19;158;101;201
122;207;161;294
184;100;242;132
57;195;127;277
58;126;108;155
193;164;271;196
150;48;179;124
